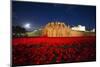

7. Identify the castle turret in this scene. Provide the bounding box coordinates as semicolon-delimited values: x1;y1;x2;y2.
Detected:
42;22;70;37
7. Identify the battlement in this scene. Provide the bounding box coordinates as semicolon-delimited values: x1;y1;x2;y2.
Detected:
42;22;95;37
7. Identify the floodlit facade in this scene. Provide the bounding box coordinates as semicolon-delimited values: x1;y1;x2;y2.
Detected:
41;22;95;37
91;28;95;32
71;25;86;31
42;22;70;37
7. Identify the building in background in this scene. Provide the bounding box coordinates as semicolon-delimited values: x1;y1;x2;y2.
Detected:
71;25;86;31
41;22;95;37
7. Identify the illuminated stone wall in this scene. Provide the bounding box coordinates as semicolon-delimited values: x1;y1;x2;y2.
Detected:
42;22;71;37
42;22;95;37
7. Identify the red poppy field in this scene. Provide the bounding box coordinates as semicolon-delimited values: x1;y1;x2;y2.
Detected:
12;36;96;66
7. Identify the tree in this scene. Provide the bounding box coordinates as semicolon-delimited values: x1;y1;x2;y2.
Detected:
12;26;27;37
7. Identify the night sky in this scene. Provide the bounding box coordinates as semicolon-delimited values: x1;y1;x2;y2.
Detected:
12;1;96;31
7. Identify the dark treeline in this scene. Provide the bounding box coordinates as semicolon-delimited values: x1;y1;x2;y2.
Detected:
12;26;27;37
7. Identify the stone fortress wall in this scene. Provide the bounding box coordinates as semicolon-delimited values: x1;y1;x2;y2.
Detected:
42;22;95;37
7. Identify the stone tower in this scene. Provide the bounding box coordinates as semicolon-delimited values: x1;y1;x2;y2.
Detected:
42;22;71;37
